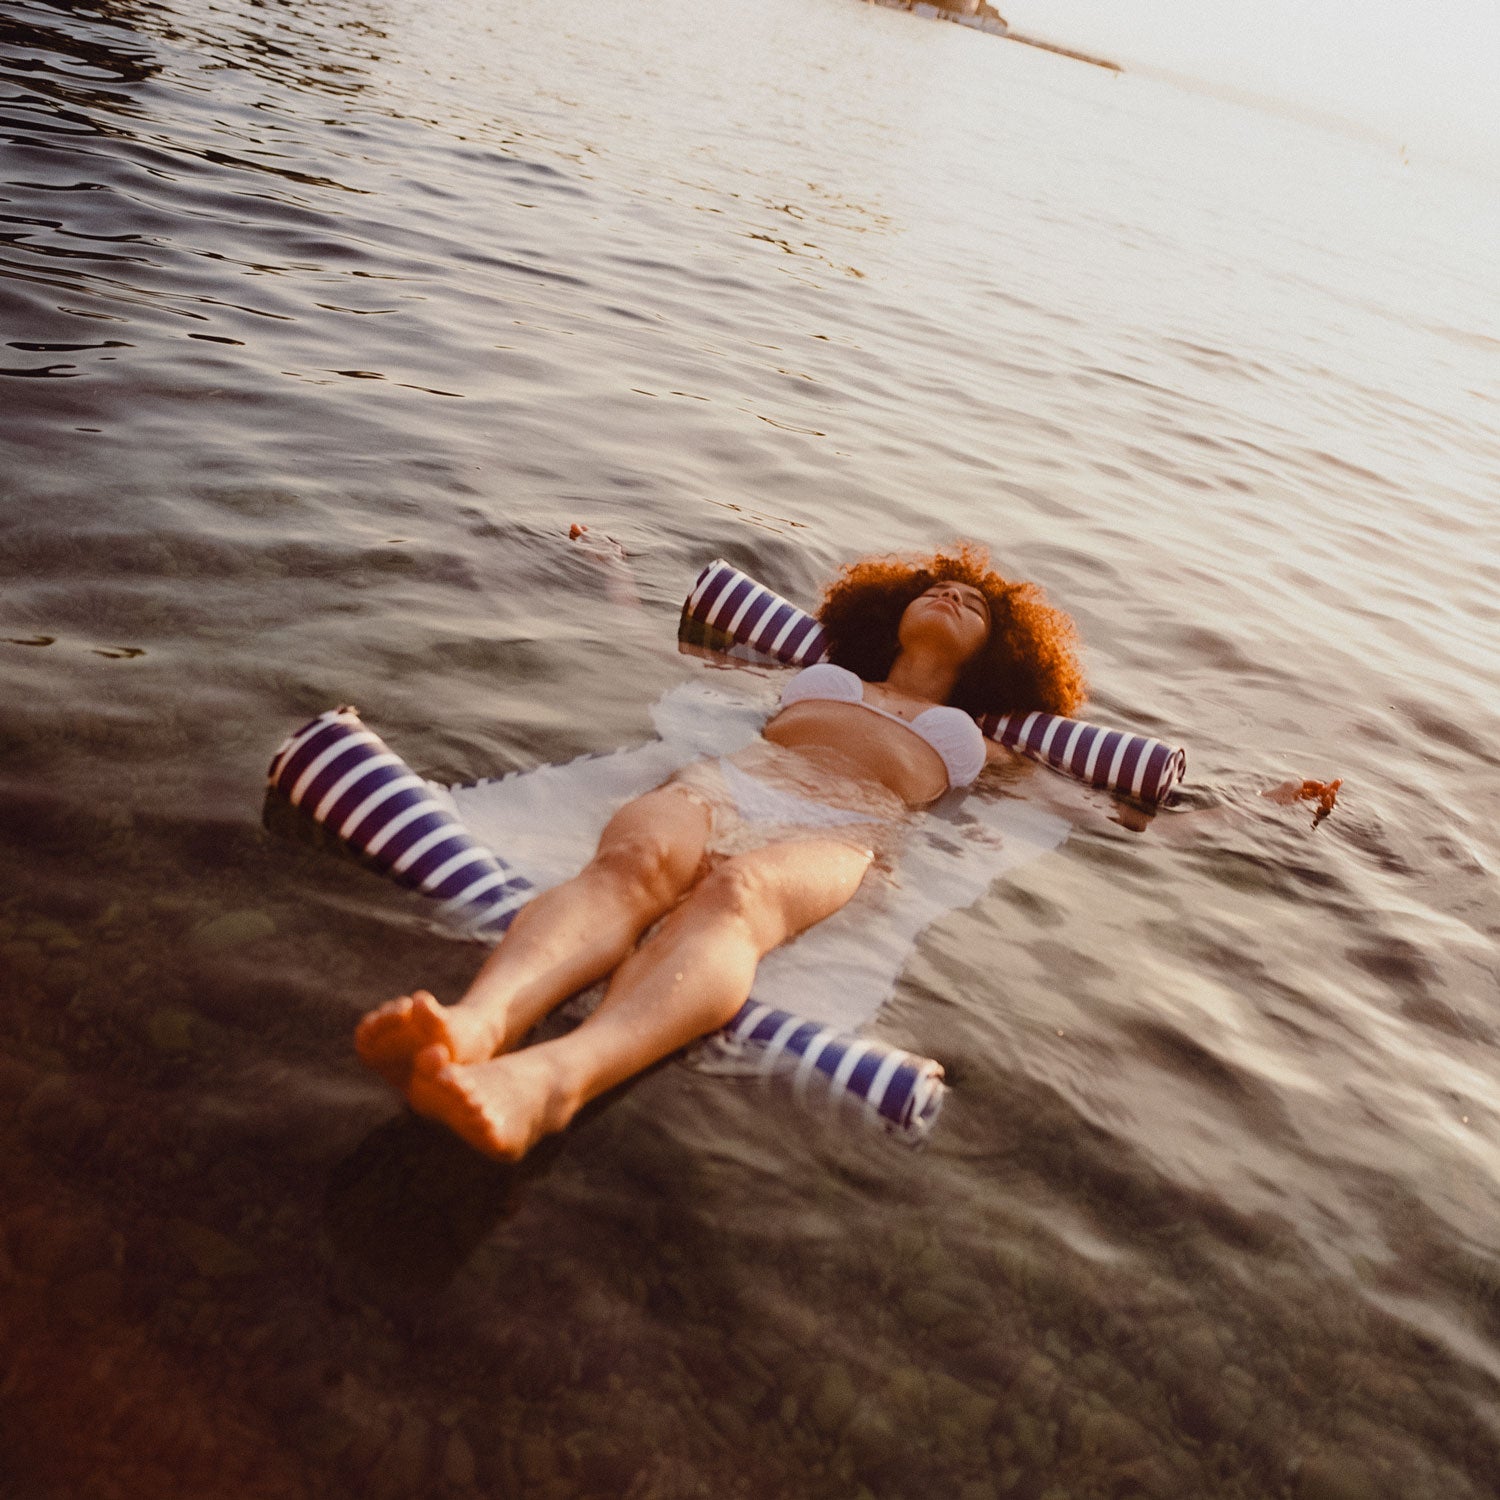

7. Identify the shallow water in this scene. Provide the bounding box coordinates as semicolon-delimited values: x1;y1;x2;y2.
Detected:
3;0;1499;1495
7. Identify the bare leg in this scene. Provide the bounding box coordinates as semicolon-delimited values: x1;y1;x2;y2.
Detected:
406;837;876;1161
354;785;712;1087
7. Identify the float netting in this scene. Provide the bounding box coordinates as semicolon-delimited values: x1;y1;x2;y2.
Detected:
267;709;945;1143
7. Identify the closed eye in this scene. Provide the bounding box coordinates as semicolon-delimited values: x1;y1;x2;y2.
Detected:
932;586;988;620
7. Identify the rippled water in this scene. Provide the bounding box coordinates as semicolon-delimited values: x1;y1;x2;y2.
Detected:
4;0;1499;1494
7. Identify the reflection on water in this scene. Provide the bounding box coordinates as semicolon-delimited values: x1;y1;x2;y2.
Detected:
3;0;1499;1493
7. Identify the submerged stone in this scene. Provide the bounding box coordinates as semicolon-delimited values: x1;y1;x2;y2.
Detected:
18;1074;108;1155
844;1403;903;1471
883;1363;929;1414
146;1007;197;1052
707;1399;749;1445
1009;1410;1055;1468
1297;1452;1380;1500
517;1431;556;1487
189;909;276;949
809;1363;858;1435
20;918;82;951
900;1285;963;1330
928;1369;995;1435
1077;1407;1149;1461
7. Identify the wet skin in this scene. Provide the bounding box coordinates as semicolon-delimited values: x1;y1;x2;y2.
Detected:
765;582;993;805
354;579;992;1160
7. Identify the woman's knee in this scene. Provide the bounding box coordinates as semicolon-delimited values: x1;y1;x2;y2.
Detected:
688;860;783;948
588;829;698;910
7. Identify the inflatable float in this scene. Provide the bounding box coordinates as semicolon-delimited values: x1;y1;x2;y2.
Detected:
267;562;1187;1144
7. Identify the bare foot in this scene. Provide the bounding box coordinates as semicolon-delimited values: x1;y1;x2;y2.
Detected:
353;990;500;1090
405;1045;578;1162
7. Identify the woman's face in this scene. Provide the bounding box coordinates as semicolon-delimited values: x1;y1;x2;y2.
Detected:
898;580;992;664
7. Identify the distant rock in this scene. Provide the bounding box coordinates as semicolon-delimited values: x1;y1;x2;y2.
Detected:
869;0;1009;34
860;0;1125;68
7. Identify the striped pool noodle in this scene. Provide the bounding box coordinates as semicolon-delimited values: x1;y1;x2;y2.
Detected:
720;1002;945;1143
267;710;946;1143
978;710;1187;806
682;559;830;666
675;611;776;666
266;710;535;935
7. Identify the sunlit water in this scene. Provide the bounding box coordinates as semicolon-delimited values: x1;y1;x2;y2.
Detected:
3;0;1499;1494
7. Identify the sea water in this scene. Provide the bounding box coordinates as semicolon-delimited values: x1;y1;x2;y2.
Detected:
3;0;1498;1494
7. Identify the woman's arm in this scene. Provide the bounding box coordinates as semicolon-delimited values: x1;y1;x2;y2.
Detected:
569;523;642;610
981;732;1343;834
984;734;1009;768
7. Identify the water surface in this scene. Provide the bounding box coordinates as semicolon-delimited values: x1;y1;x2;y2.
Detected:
3;0;1499;1495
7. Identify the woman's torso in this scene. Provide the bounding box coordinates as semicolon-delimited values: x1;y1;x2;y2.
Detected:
749;664;984;810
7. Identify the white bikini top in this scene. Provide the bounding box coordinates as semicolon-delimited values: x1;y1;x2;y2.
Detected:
779;662;988;789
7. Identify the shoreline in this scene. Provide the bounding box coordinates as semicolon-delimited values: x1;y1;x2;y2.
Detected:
1004;31;1121;73
862;0;1122;73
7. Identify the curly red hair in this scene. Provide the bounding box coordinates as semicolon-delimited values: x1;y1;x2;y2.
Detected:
816;543;1086;717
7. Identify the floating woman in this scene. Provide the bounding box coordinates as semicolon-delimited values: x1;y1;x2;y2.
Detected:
353;543;1087;1162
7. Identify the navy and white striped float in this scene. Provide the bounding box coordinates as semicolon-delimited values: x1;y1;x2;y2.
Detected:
680;559;1187;806
976;709;1187;807
682;558;830;666
720;1002;944;1137
268;709;536;935
267;709;945;1143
